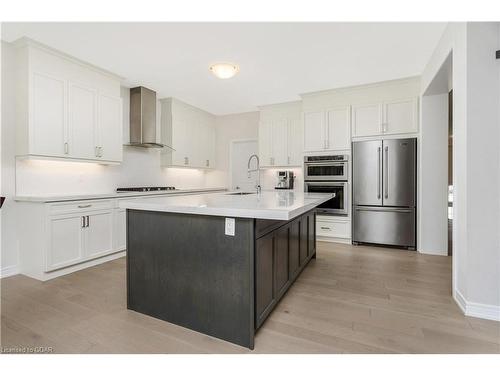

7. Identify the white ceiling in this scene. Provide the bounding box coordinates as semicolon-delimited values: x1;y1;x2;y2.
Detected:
2;22;446;115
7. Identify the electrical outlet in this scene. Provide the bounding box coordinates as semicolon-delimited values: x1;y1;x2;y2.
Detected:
225;218;235;236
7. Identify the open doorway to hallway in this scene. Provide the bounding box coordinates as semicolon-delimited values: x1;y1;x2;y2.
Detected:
419;52;452;261
448;90;453;256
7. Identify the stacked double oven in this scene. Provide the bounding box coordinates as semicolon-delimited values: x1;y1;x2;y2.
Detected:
303;155;349;216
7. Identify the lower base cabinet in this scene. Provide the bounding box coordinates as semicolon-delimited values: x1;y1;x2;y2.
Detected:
255;211;316;328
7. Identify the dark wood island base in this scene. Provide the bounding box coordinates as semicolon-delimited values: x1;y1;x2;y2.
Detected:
126;209;317;349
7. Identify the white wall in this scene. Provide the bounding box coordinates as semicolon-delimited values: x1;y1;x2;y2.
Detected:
419;93;448;255
421;22;500;319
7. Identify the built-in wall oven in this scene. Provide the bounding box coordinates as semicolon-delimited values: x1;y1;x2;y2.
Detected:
304;155;348;181
304;155;349;215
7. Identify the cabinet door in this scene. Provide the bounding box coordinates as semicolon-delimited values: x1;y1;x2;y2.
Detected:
288;219;300;277
303;111;325;151
31;72;67;157
271;119;288;166
113;209;127;251
85;210;113;259
259;120;273;167
352;103;382;137
98;94;123;162
326;107;351;150
299;216;308;266
274;226;289;296
205;121;216;168
384;98;418;135
69;82;97;159
287;116;303;166
47;214;84;271
308;212;316;256
171;112;191;166
255;233;274;321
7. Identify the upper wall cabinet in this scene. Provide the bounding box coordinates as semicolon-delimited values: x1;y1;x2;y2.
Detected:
259;101;303;167
15;38;123;163
301;77;421;149
352;98;418;137
303;106;351;152
160;98;216;169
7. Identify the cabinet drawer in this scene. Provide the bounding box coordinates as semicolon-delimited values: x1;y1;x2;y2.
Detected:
317;219;350;238
49;199;113;215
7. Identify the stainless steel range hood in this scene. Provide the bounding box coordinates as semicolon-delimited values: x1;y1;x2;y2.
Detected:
129;86;172;149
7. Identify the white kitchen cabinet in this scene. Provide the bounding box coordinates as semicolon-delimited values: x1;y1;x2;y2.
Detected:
351;103;383;138
69;82;98;159
383;98;418;135
97;94;123;162
46;204;116;272
47;213;84;270
85;211;114;259
271;119;288;166
303;106;350;152
287;116;303;166
259;101;303;167
259;120;273;166
113;209;127;251
31;72;68;157
15;38;123;163
17;199;125;278
160;98;216;169
352;98;418;137
316;215;351;243
326;107;351;150
303;111;325;151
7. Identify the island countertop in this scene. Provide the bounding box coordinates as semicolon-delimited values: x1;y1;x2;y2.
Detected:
118;190;334;220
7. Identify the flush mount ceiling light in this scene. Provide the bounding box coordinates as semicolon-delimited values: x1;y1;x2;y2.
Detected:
209;63;239;79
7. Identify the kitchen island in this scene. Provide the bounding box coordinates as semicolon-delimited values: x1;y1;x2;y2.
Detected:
119;191;333;349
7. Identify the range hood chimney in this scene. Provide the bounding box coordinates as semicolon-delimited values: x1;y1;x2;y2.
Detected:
129;86;169;149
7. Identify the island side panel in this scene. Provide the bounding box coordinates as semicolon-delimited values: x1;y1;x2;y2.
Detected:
126;210;255;349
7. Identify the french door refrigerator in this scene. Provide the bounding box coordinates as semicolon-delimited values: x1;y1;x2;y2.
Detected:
352;138;416;249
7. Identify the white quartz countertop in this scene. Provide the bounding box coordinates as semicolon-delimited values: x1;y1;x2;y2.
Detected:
118;191;334;220
14;187;226;203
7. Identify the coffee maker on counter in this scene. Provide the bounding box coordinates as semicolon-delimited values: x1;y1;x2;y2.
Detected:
275;171;295;190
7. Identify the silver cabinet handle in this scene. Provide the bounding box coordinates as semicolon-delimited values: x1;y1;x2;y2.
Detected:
95;146;100;157
99;147;103;157
377;147;381;199
320;226;331;230
206;159;209;167
355;207;413;214
384;146;389;199
78;204;92;208
81;216;85;228
86;216;90;227
64;142;69;154
184;157;189;165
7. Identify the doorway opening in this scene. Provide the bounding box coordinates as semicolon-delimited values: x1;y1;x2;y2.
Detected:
419;52;453;261
229;139;258;191
448;90;453;256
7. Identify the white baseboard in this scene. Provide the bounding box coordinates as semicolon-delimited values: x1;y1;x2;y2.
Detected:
0;264;20;278
454;289;500;321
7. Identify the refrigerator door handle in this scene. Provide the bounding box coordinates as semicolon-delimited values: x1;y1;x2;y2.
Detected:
355;207;413;214
384;146;389;199
377;147;381;199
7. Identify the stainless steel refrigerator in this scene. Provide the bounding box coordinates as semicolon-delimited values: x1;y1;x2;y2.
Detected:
352;138;416;249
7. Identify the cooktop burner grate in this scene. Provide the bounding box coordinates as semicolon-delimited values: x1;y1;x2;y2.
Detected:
116;187;176;192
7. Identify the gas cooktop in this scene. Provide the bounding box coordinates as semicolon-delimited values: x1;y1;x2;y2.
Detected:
116;187;176;193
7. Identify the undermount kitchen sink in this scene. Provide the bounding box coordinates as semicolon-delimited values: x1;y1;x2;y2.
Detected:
226;192;256;195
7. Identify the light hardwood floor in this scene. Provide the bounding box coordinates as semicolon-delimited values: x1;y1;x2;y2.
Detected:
1;242;499;353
